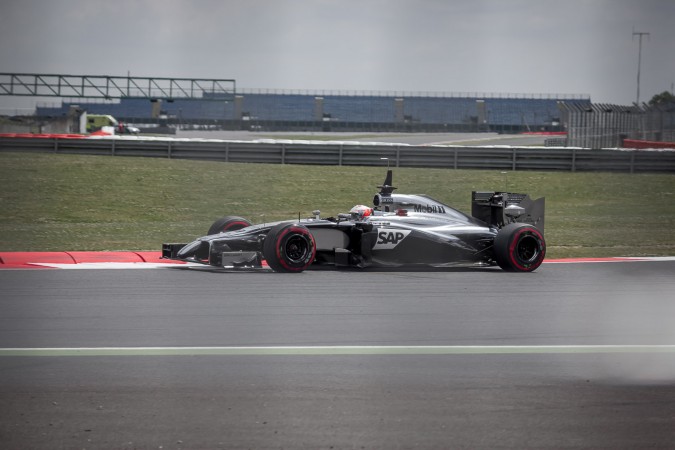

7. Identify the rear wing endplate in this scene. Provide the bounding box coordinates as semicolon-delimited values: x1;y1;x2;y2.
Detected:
472;192;545;233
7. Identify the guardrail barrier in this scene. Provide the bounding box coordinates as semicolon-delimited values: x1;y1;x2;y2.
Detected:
1;136;673;173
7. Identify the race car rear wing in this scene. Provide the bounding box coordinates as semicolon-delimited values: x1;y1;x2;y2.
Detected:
472;191;545;233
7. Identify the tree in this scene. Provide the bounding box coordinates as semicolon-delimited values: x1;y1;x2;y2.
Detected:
648;91;675;106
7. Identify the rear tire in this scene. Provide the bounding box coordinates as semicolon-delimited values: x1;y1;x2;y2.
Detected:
207;216;252;235
494;223;546;272
263;223;316;273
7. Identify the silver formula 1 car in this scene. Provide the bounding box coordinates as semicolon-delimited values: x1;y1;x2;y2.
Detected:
162;170;546;272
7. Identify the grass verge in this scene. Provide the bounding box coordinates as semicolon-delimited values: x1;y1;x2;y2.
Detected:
1;152;674;258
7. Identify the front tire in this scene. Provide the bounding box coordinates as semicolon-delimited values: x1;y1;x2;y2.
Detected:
494;223;546;272
207;216;252;235
263;223;316;273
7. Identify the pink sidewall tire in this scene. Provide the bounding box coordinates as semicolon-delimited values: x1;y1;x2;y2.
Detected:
494;223;546;272
263;223;316;273
207;216;252;235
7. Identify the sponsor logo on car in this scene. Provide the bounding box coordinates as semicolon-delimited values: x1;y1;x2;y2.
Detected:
373;228;412;249
414;204;446;214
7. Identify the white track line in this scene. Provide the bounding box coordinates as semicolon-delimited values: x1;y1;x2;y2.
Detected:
3;256;674;270
2;345;675;357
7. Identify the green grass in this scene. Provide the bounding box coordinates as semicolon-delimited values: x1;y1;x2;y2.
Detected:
1;152;674;258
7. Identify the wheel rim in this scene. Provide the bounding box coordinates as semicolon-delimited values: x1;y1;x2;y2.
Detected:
516;234;540;263
285;235;310;263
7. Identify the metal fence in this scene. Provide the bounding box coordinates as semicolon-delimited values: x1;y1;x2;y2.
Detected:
562;103;675;148
639;104;675;143
1;137;674;173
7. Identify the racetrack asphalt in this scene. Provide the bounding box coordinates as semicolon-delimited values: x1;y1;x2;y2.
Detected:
176;130;550;147
1;261;674;449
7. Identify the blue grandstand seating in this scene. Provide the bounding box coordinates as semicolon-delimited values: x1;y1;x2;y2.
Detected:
35;91;590;130
404;97;477;125
323;96;395;123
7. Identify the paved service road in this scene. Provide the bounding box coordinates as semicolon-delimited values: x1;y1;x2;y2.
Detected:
1;262;674;449
176;130;549;147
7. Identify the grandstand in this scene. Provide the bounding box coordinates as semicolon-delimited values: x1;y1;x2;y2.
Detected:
36;89;590;133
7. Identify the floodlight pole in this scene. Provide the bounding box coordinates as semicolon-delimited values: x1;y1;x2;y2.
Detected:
632;29;650;106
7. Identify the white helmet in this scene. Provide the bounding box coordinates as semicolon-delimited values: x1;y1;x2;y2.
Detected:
350;204;373;220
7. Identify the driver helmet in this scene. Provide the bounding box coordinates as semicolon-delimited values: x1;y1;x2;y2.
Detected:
350;204;373;220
